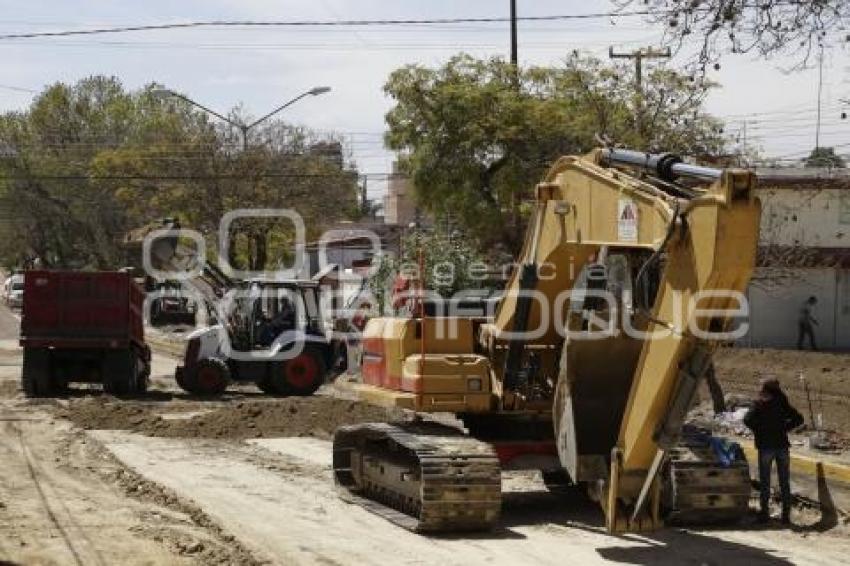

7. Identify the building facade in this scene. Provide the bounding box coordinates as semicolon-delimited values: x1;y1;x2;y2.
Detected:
742;168;850;350
383;161;419;226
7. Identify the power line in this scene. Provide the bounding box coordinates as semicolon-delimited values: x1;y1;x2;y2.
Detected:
764;141;850;160
0;83;36;93
0;11;661;40
0;172;402;181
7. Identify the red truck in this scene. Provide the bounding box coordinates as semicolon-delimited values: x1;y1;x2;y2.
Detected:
20;270;151;397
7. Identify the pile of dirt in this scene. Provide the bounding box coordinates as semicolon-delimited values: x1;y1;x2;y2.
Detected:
61;397;163;431
62;396;400;440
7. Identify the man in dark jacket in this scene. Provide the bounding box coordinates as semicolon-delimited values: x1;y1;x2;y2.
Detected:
743;378;804;524
797;296;818;351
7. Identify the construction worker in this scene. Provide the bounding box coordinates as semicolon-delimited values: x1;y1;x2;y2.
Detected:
743;377;804;525
797;296;818;351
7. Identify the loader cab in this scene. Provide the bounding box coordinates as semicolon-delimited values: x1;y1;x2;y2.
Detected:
230;279;326;351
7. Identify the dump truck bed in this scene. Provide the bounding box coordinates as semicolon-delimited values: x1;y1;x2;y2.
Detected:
20;270;145;349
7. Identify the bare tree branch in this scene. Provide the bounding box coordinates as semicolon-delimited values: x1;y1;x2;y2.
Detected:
616;0;849;68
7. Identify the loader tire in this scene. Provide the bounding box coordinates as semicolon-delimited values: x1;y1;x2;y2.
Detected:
187;358;230;396
22;348;52;398
269;346;326;396
175;367;190;392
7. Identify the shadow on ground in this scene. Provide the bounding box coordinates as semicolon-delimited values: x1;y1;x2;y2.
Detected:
500;486;797;565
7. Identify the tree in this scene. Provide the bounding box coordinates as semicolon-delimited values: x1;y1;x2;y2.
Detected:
0;76;360;271
384;53;724;250
0;77;157;269
805;146;846;168
369;224;486;314
618;0;849;66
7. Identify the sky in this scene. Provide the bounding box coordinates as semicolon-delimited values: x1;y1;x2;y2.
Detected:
0;0;847;203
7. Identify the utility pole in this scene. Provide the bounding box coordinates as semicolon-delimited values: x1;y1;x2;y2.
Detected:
360;175;369;217
510;0;518;67
510;0;519;88
609;46;671;146
815;44;824;150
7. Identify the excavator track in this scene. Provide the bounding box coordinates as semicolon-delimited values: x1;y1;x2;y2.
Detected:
662;433;752;524
332;422;502;532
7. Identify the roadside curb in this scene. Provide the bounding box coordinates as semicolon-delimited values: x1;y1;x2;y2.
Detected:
739;441;850;486
739;440;850;515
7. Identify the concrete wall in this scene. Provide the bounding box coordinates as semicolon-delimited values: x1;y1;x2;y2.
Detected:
757;186;850;248
743;267;850;350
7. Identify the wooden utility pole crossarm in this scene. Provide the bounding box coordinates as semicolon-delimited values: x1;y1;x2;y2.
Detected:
609;46;671;146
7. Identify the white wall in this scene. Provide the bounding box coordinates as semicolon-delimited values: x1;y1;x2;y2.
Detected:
757;187;850;248
744;268;838;349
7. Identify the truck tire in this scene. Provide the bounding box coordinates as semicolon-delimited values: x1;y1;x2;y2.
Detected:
270;346;326;396
135;353;150;394
103;349;135;396
184;358;230;396
22;348;52;398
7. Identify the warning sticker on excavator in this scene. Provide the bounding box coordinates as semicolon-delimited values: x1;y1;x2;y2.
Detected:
618;199;638;242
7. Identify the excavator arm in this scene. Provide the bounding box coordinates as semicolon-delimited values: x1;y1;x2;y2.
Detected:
488;148;761;531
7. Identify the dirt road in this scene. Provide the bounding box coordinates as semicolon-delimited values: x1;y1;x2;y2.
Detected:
2;303;850;564
0;351;255;564
91;430;850;565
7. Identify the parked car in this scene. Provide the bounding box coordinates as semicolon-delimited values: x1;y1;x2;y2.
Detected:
4;273;24;309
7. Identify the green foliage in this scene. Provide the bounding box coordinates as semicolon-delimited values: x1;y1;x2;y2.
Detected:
383;53;725;250
0;76;360;271
368;224;486;313
368;252;396;315
805;147;846;169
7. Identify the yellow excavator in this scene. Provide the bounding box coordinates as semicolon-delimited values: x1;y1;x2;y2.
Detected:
333;148;761;533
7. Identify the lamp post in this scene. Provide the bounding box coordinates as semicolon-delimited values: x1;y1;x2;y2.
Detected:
153;86;331;150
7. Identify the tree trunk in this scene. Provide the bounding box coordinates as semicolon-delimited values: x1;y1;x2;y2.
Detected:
252;232;267;271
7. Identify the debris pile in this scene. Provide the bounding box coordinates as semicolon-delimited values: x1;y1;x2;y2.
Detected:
63;396;402;440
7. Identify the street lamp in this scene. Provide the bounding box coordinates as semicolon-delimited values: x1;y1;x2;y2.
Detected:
152;86;332;150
